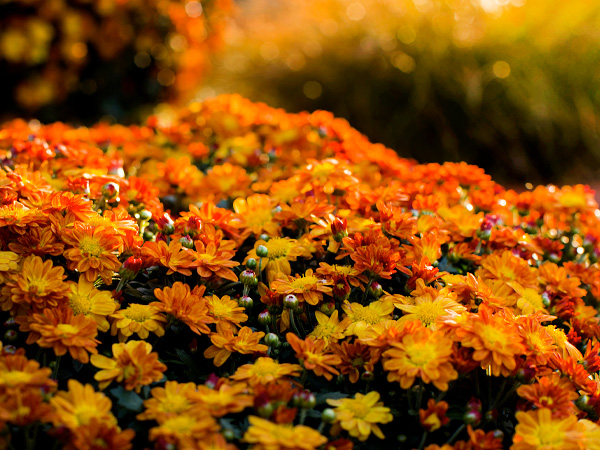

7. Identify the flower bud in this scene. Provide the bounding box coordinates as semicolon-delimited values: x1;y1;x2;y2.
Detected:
258;309;272;326
156;213;175;235
256;245;269;258
189;338;198;354
240;269;258;286
3;329;17;343
368;281;383;299
246;258;258;270
331;217;348;242
258;234;270;242
265;333;280;348
256;400;274;418
283;294;299;310
321;408;336;423
238;295;254;309
138;210;152;221
119;256;143;281
101;182;120;201
484;409;498;423
319;301;336;316
179;235;194;249
463;409;482;426
2;345;17;355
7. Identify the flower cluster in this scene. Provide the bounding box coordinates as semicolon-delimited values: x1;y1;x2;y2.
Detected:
0;0;231;120
2;93;600;449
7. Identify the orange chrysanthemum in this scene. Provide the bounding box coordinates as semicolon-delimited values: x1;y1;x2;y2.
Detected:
110;303;167;342
383;325;458;391
231;357;302;386
0;352;56;394
331;340;378;383
454;304;526;377
350;244;402;280
243;415;328;450
50;379;116;430
517;374;578;418
141;239;195;276
204;327;268;367
476;250;538;290
62;224;122;284
286;333;341;380
511;408;583;450
28;307;99;363
0;254;69;313
191;240;239;282
341;300;394;339
91;340;167;392
137;381;200;422
148;413;220;449
233;194;279;237
67;276;118;332
246;237;308;284
271;269;332;306
64;419;135;450
205;294;248;333
152;282;214;335
188;382;253;417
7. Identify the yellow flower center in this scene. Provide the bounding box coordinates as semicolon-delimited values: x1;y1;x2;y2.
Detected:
124;304;152;322
265;238;293;259
0;370;33;387
210;300;234;319
290;276;318;291
413;302;444;327
352;307;381;325
480;324;507;348
250;360;278;376
344;401;370;419
79;236;103;257
69;294;92;315
560;192;586;208
499;265;516;280
56;323;78;336
161;415;196;434
195;253;216;264
74;405;103;426
0;205;26;221
535;423;566;446
160;395;190;414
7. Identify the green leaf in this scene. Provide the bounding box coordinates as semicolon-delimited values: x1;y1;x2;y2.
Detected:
110;386;144;412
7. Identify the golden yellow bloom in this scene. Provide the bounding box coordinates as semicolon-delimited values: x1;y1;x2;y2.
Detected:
0;251;19;272
0;353;56;394
396;288;466;330
308;310;346;346
149;413;220;449
286;333;341;380
341;300;394;338
50;379;116;430
188;382;253;417
29;307;99;364
91;340;167;392
243;415;327;450
152;282;214;335
327;391;393;441
137;381;199;422
1;255;69;313
204;327;268;367
206;294;248;333
68;276;118;332
246;237;308;283
231;357;302;386
271;269;332;306
512;408;583;450
233;194;279;238
110;303;167;342
383;325;457;391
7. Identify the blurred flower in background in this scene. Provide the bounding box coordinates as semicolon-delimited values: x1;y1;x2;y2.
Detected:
0;0;231;123
205;0;600;185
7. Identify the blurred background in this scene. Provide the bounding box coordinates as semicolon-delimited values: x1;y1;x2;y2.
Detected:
3;0;600;186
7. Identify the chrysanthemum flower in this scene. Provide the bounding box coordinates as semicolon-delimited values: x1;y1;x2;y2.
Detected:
511;408;583;450
50;379;116;430
110;303;167;342
231;357;302;386
350;244;402;280
148;413;220;449
61;224;122;284
141;239;196;276
271;269;332;306
1;255;69;313
419;399;449;432
67;276;118;332
0;201;41;233
517;374;577;418
383;325;458;391
65;419;135;450
205;295;248;333
243;415;328;450
188;382;253;417
331;340;378;383
396;288;466;330
191;240;239;282
477;250;538;290
204;327;268;367
8;226;64;256
152;282;214;335
286;333;341;380
233;194;279;237
327;391;393;441
454;304;525;377
91;340;167;392
28;307;99;363
341;300;394;339
308;310;346;346
0;353;56;393
246;237;308;284
137;381;199;422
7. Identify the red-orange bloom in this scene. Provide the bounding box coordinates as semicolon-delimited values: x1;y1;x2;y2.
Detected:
152;282;214;335
141;239;195;276
190;240;239;282
286;333;342;381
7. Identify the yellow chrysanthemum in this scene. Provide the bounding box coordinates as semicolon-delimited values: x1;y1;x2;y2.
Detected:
327;391;393;441
68;276;118;332
206;294;248;333
341;300;394;338
243;415;327;450
110;303;167;342
246;237;308;283
308;310;346;346
271;269;332;306
511;408;583;450
137;381;199;422
396;289;466;329
231;357;302;386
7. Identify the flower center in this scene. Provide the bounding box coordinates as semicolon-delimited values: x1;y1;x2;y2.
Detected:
347;402;369;419
415;303;442;327
266;238;292;259
0;370;33;387
211;300;234;318
56;323;78;336
124;304;152;322
79;237;103;257
246;209;272;228
536;423;566;446
290;276;318;291
352;308;381;324
69;294;92;315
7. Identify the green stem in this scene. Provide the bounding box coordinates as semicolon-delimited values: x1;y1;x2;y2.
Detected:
289;310;303;338
299;408;307;425
258;257;263;284
495;382;521;410
417;431;428;450
52;355;61;380
490;377;508;410
446;424;466;444
300;368;308;386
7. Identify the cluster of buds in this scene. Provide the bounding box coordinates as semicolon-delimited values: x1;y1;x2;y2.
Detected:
463;397;482;426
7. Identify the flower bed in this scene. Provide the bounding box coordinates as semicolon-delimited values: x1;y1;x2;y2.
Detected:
1;94;600;449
